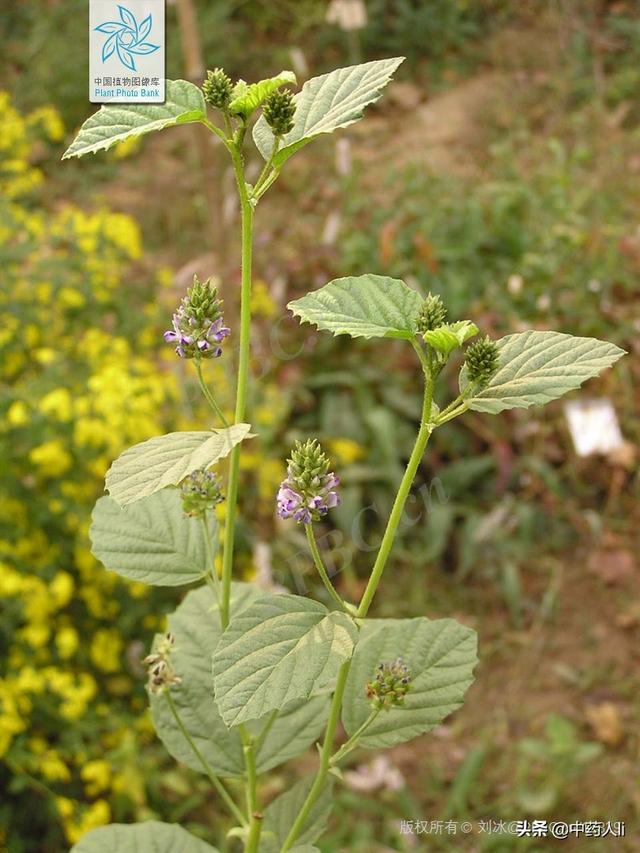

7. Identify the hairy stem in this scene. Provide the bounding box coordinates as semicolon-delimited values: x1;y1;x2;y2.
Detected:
356;373;434;619
165;692;246;826
220;145;254;630
305;524;348;612
280;660;351;852
194;358;229;427
329;709;380;766
253;709;278;756
435;402;469;426
201;513;220;605
241;730;262;853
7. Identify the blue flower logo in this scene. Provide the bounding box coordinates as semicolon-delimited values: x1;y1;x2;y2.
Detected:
94;5;160;72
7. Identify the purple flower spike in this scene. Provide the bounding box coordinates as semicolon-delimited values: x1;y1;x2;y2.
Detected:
163;275;230;359
277;439;341;525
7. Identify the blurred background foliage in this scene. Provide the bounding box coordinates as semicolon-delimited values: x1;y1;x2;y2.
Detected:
1;1;639;851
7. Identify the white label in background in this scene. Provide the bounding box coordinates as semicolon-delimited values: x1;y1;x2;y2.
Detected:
564;398;625;457
89;1;165;103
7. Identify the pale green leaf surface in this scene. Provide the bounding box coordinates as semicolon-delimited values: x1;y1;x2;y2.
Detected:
90;490;214;586
288;275;423;340
253;58;404;165
460;330;625;413
342;617;477;749
151;585;329;777
423;320;478;354
229;71;296;116
62;80;206;159
213;593;358;726
261;775;333;853
105;424;252;506
70;821;219;852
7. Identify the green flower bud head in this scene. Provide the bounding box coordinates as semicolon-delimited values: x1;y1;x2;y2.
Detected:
365;657;412;711
203;68;233;110
263;89;296;136
464;335;500;385
416;293;447;333
180;468;224;517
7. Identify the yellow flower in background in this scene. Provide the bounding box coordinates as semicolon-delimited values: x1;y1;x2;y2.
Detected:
90;629;123;674
56;625;79;659
41;749;71;782
7;400;29;427
29;439;72;476
251;279;278;318
61;799;111;845
328;437;366;466
40;388;74;422
81;759;112;796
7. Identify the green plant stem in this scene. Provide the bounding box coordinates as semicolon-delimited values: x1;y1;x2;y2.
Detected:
253;165;282;201
436;402;469;426
305;524;348;612
253;138;279;196
195;359;229;427
356;374;435;619
220;144;254;630
329;708;380;767
241;729;262;853
329;709;380;766
201;513;220;604
411;338;431;376
202;117;233;152
165;692;246;827
280;660;351;852
253;709;278;756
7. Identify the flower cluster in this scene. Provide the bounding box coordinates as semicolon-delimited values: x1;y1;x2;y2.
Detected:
464;335;500;385
164;276;230;359
202;68;233;110
416;292;447;332
365;657;412;711
277;439;340;524
143;634;181;695
180;468;224;517
263;89;296;136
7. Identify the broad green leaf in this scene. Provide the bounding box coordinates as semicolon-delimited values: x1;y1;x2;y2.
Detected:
213;593;358;726
229;71;296;117
90;489;215;586
151;585;329;777
288;275;423;340
70;821;219;852
261;775;334;853
62;80;206;159
460;330;625;414
106;424;252;506
423;320;478;355
253;57;404;166
342;617;477;749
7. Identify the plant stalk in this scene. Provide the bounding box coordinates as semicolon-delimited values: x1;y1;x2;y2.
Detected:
329;709;380;766
305;524;348;612
165;692;246;826
356;374;434;618
241;730;262;853
195;358;229;427
220;145;254;630
280;660;351;852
